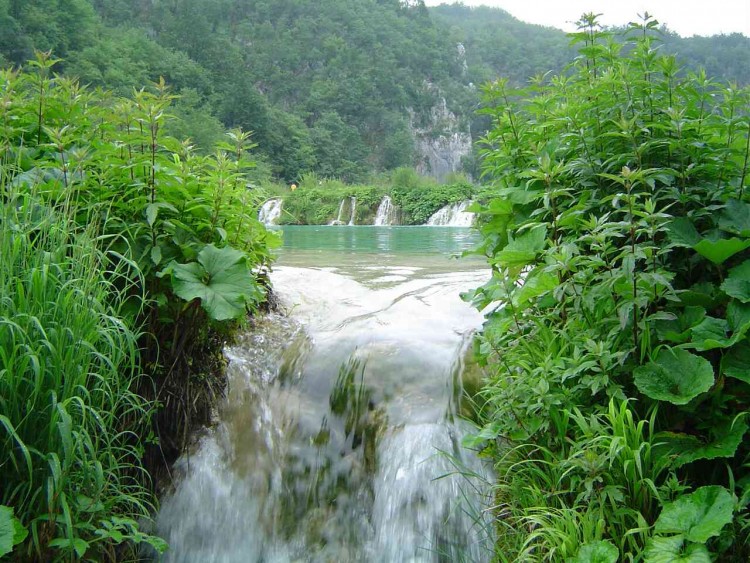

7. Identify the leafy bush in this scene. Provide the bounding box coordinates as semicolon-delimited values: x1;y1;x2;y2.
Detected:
1;53;277;558
469;14;750;561
280;180;388;225
392;181;473;224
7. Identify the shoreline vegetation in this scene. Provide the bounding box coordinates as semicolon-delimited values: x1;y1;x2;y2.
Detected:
261;170;478;226
0;54;277;560
467;13;750;561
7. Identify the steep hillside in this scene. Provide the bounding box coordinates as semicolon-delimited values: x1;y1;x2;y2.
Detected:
1;0;747;182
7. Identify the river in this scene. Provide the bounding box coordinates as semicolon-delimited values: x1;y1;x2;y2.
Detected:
157;226;494;562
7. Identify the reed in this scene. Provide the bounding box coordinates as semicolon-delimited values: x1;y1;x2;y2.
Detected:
0;181;162;560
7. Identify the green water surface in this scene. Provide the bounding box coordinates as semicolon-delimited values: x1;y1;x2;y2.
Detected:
276;225;483;272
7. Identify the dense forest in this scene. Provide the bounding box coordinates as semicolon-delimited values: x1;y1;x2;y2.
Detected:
1;0;748;183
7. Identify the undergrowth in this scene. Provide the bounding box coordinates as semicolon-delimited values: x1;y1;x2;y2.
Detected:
1;52;277;560
468;13;750;561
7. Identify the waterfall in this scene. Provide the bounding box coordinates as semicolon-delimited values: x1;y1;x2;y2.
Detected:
329;197;357;225
371;422;493;562
373;196;398;226
426;200;474;227
258;199;283;226
348;197;357;225
328;199;346;225
156;246;495;562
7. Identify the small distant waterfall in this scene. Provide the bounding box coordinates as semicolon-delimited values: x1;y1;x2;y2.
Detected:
373;196;398;226
348;197;357;226
426;200;475;227
258;199;283;226
329;197;357;225
333;199;346;224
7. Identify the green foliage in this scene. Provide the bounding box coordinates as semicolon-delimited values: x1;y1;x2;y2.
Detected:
280;180;386;225
633;349;714;405
567;540;619;563
653;486;734;543
277;174;476;225
2;1;748;182
470;14;750;561
161;244;264;321
392;180;473;224
1;54;275;558
0;506;27;558
0;185;161;559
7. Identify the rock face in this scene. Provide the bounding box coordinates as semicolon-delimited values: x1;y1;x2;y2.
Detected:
411;84;473;182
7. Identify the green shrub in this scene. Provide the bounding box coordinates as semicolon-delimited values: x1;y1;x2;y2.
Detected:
469;13;750;560
1;52;277;559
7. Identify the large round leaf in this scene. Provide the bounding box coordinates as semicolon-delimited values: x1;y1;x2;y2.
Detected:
634;348;714;405
654;486;734;543
721;260;750;303
567;540;619;563
644;536;711;563
694;238;750;265
0;505;26;558
164;244;263;321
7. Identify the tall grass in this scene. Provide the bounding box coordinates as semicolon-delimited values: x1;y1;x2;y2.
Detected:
0;181;161;560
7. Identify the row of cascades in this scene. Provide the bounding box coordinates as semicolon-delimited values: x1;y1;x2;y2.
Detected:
258;196;475;227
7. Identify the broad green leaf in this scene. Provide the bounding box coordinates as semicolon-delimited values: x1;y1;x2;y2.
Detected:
654;486;734;543
722;339;750;384
493;225;547;268
688;316;730;350
644;536;711;563
677;282;721;308
0;506;16;557
721;260;750;303
718;199;750;237
693;237;750;265
668;217;702;247
567;540;619;563
634;348;714;404
655;418;748;467
513;270;557;308
162;244;262;321
197;244;247;275
654;306;705;343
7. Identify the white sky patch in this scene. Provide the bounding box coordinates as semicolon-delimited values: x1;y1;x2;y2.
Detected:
424;0;750;37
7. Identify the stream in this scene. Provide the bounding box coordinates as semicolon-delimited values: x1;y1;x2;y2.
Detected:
157;226;494;562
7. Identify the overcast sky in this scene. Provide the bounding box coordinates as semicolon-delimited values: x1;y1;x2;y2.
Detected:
423;1;750;37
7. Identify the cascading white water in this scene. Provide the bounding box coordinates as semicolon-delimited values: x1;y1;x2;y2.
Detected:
371;422;492;562
348;197;357;225
426;200;475;227
258;199;283;226
331;198;346;225
373;196;398;226
157;231;494;562
329;197;357;225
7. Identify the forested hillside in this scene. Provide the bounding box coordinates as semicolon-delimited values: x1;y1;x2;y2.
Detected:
1;0;748;183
